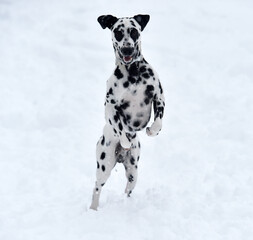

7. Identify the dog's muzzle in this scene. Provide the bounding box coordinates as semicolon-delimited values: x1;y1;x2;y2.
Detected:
121;47;134;63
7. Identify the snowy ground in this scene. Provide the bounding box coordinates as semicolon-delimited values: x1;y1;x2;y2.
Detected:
0;0;253;239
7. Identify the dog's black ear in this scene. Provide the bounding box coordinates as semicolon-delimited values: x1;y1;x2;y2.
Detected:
97;15;118;30
133;14;150;31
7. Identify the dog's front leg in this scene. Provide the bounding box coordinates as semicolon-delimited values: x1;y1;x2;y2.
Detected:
105;86;131;149
146;80;165;137
105;104;131;149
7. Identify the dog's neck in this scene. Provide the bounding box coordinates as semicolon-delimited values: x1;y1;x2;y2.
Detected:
115;54;144;75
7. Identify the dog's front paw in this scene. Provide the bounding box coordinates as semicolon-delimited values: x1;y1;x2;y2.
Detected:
146;120;162;137
146;126;160;137
120;134;131;149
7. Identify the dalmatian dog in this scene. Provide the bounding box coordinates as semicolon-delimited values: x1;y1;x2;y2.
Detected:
90;14;165;210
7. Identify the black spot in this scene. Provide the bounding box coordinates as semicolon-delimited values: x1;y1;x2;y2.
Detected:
100;152;106;160
123;81;129;88
96;188;99;191
128;175;134;182
146;85;154;91
136;77;142;84
126;134;131;142
138;142;141;148
125;114;131;123
140;66;146;73
101;136;105;145
153;99;157;113
114;66;123;79
109;119;112;125
133;121;140;127
114;83;117;87
148;68;154;76
130;28;139;42
121;101;130;110
102;165;106;172
135;165;138;169
118;122;123;131
122;116;127;125
130;20;136;27
111;99;116;104
129;63;139;76
101;183;105;187
144;98;150;105
137;156;140;161
145;85;154;99
130;157;135;165
113;128;117;134
97;161;100;169
158;81;163;94
155;106;164;119
125;133;130;140
128;76;136;84
114;30;123;41
142;73;150;79
108;88;113;95
114;114;119;122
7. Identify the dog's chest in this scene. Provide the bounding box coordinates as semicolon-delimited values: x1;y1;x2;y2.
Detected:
111;63;155;131
113;71;148;109
115;80;143;105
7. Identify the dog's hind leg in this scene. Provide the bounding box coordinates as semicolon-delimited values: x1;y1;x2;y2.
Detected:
123;134;141;197
90;124;118;210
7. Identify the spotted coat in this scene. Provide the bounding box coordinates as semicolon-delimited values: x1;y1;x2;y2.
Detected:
90;14;165;211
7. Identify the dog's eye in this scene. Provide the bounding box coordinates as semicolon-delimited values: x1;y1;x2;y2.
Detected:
114;30;123;41
130;28;139;42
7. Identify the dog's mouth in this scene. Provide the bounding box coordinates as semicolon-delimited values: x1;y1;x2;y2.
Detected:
120;47;135;64
123;56;133;63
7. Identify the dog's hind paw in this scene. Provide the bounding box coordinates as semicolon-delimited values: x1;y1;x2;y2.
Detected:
89;204;98;211
125;188;132;197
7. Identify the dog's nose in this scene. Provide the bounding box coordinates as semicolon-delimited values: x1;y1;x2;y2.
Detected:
121;47;134;56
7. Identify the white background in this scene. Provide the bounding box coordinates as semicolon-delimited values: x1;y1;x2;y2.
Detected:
0;0;252;239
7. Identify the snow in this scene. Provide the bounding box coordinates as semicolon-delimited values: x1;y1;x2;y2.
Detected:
0;0;253;239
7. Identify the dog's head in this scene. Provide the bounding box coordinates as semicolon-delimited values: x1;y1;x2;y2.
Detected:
97;14;150;65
